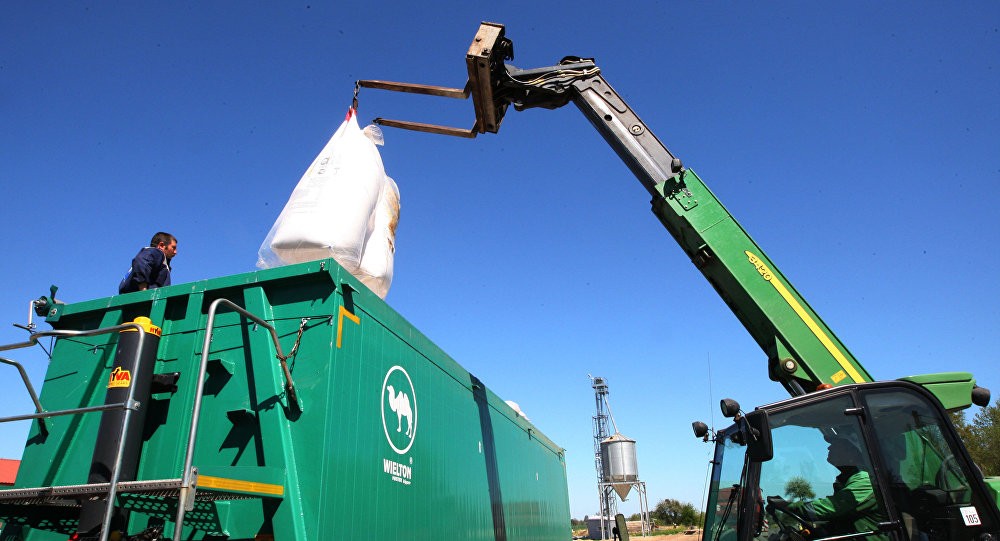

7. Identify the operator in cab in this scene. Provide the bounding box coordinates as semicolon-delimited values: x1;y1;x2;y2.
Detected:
767;436;886;539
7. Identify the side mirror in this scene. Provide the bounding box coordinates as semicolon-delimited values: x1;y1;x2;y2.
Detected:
720;398;741;418
745;409;773;462
972;385;990;407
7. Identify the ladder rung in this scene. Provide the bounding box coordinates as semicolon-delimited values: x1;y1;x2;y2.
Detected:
0;478;184;501
0;475;283;505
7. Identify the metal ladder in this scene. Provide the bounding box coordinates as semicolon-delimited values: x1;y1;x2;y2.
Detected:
0;299;296;541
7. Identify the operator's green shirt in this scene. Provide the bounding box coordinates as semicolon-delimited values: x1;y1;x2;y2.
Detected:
789;468;885;538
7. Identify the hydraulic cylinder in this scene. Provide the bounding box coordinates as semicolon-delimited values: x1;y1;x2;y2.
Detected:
77;317;161;536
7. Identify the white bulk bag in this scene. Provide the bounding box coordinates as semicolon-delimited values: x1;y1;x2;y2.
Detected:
356;176;400;298
258;110;385;275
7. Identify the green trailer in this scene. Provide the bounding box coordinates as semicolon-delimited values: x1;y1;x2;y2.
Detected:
0;257;570;541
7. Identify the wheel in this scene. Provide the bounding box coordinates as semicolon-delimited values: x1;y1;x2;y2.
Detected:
766;498;815;541
936;454;968;494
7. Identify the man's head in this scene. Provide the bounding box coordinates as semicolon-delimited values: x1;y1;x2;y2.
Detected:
150;232;178;260
826;436;863;468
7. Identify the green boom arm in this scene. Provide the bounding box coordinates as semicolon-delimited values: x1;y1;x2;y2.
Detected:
567;71;873;395
357;25;874;396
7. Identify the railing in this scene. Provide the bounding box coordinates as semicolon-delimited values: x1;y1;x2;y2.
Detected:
0;298;298;541
0;322;150;541
173;297;299;541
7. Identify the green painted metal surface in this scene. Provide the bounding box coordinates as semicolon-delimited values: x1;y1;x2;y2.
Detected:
0;258;570;540
987;478;1000;506
568;71;871;396
650;168;874;393
897;372;979;411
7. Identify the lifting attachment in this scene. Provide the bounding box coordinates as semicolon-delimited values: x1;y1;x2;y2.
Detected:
356;22;599;138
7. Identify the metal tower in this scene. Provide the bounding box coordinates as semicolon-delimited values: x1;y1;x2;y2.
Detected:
590;375;617;538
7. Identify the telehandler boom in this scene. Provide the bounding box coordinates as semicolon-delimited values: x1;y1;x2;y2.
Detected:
358;21;999;541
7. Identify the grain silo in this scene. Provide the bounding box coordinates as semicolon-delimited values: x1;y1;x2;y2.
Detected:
589;376;651;538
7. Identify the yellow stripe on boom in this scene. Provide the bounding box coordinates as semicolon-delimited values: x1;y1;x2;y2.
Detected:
745;251;865;384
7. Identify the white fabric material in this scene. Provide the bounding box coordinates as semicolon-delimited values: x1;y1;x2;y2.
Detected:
258;110;399;298
505;400;530;421
356;176;400;298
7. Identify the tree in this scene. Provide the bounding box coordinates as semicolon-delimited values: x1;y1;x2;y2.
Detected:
951;410;972;439
652;498;682;525
679;504;703;527
784;476;815;501
953;399;1000;475
652;498;703;526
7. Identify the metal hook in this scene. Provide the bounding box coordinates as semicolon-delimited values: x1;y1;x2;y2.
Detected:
352;81;360;111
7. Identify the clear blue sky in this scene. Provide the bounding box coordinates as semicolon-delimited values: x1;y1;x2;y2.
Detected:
2;2;998;521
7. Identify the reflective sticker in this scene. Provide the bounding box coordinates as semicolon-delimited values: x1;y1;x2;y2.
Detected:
336;305;360;348
960;506;981;526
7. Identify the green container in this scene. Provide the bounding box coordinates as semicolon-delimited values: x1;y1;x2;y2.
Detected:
0;258;570;540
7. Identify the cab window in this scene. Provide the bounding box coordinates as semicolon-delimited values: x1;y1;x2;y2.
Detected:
707;433;752;541
864;388;996;541
757;394;889;541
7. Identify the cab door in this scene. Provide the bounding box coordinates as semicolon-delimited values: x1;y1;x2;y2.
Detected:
861;384;1000;541
756;391;893;541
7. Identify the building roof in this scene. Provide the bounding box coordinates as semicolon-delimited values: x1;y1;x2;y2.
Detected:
0;459;20;485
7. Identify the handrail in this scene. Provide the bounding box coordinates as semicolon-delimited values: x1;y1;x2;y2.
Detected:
0;300;299;541
0;400;131;423
174;298;300;541
0;322;148;541
0;357;49;436
0;323;142;353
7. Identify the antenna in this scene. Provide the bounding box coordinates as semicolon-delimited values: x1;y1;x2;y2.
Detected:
701;352;715;513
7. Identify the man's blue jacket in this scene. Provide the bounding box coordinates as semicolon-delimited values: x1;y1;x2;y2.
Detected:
118;247;171;294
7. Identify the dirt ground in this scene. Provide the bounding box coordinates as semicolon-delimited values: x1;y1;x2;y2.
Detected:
579;533;700;541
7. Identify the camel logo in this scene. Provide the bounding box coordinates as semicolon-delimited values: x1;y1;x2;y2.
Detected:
381;365;416;455
108;367;132;389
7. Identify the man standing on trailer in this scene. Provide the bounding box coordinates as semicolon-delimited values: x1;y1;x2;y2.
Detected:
118;232;178;293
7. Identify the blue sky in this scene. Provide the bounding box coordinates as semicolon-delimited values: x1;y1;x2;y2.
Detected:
2;2;998;521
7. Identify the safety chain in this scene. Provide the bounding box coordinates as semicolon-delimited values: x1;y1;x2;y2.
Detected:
274;318;309;412
277;318;308;362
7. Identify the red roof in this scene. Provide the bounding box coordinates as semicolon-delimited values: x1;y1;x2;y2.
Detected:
0;459;20;485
